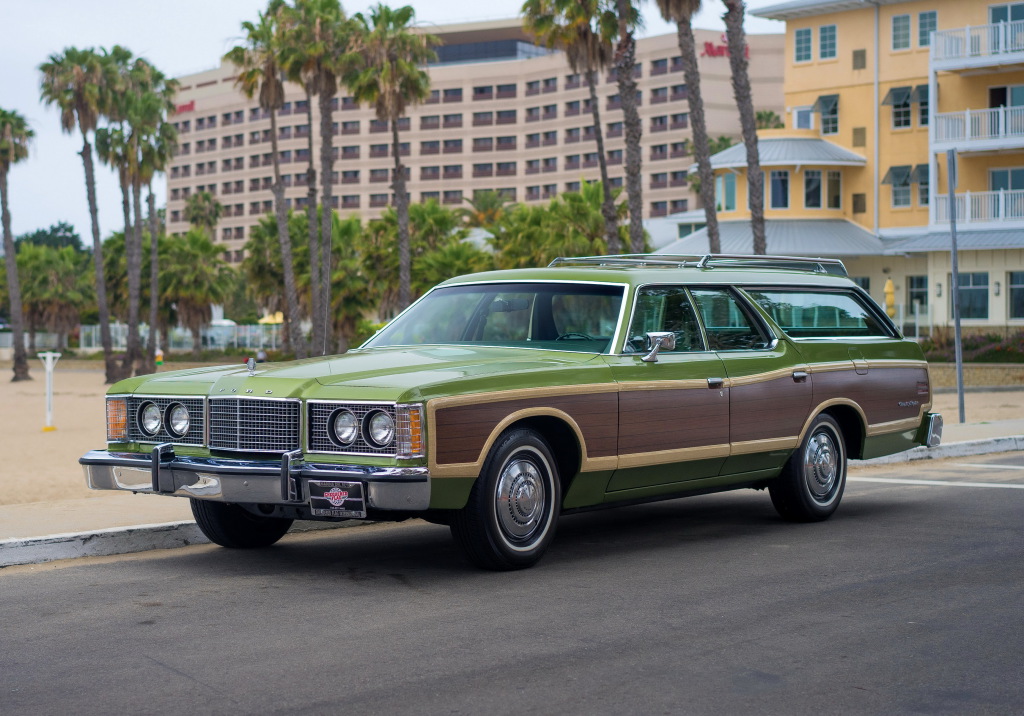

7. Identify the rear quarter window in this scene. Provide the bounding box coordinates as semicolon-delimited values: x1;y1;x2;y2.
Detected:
745;288;893;339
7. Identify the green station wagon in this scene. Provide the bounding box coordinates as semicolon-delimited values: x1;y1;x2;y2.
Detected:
82;254;943;569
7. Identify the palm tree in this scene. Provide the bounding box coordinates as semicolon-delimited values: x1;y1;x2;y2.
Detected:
612;0;644;253
39;47;118;382
523;0;622;253
756;109;784;129
722;0;765;254
0;108;32;381
460;190;512;228
349;3;438;311
226;2;308;358
182;192;224;237
161;229;234;357
655;0;721;253
17;244;93;349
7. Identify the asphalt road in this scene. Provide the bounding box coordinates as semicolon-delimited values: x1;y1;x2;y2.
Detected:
3;453;1023;715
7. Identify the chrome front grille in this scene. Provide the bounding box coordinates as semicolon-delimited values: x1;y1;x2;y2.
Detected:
209;398;300;453
127;396;205;445
308;401;399;456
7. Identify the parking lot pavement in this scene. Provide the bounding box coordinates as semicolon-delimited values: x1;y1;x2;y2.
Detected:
2;452;1022;715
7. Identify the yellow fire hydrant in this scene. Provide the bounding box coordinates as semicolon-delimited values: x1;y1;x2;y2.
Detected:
884;277;896;318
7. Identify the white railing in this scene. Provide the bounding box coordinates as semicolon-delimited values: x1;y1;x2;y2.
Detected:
935;106;1024;144
935;189;1024;223
79;323;281;352
933;21;1024;62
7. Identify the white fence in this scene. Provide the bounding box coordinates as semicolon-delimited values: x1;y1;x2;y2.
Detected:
79;323;282;353
935;190;1024;223
935;106;1024;144
933;21;1024;62
0;331;61;350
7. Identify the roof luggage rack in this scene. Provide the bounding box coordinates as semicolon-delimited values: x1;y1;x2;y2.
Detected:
548;253;848;276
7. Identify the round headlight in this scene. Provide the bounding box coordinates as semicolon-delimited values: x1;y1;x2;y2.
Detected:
140;402;162;436
330;409;359;446
364;410;395;448
167;403;190;437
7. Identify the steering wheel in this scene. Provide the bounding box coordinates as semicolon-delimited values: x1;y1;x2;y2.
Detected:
555;332;595;341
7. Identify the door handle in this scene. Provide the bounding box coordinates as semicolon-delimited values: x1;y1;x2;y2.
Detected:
707;377;725;389
792;371;808;383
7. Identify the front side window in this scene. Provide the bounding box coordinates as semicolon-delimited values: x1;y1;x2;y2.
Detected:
690;288;771;351
365;283;624;353
892;14;911;50
795;28;812;62
908;275;929;312
1010;271;1024;319
626;286;705;353
746;289;893;338
819;25;837;59
953;272;989;319
770;170;790;209
804;169;822;208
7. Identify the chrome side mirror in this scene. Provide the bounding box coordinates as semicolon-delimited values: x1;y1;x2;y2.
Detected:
641;331;676;363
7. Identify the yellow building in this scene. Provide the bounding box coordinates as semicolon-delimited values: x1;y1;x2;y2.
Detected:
659;0;1024;334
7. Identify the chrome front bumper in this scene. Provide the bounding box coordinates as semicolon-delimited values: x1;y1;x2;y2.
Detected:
80;448;430;512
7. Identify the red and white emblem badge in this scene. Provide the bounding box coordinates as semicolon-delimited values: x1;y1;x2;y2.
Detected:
323;488;349;507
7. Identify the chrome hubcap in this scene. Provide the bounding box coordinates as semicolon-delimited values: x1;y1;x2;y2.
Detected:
803;430;839;502
496;457;546;541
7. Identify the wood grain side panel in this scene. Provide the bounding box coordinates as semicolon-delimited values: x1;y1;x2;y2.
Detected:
729;375;811;444
812;366;928;426
434;392;618;465
618;387;729;455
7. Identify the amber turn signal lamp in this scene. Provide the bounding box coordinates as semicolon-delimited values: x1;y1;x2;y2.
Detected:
106;398;128;441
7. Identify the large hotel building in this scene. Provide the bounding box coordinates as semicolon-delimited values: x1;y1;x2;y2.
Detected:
166;19;784;262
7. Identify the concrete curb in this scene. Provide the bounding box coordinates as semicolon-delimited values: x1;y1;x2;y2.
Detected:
0;519;360;569
4;435;1022;568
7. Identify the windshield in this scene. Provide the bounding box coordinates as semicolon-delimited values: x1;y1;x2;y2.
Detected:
365;282;625;353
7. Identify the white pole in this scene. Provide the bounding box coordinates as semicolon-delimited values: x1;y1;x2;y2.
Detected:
38;351;62;432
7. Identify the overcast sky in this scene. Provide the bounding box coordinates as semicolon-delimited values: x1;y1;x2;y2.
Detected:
0;0;783;242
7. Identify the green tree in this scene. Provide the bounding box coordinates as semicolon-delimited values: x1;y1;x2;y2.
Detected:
17;243;93;349
722;0;765;253
523;0;622;253
16;221;82;251
39;47;118;381
460;190;512;228
161;229;234;357
611;0;645;252
226;1;308;358
756;109;784;129
349;3;438;311
0;108;33;380
655;0;721;252
182;191;224;237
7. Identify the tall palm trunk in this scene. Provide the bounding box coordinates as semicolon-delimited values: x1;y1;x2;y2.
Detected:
124;176;145;376
1;166;30;381
585;69;622;254
614;0;644;253
723;0;765;254
317;85;336;354
676;19;720;253
80;139;117;383
392;119;411;310
268;103;307;359
144;189;159;373
304;87;319;352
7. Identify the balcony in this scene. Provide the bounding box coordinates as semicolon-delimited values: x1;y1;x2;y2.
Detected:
935;189;1024;225
932;21;1024;71
934;106;1024;152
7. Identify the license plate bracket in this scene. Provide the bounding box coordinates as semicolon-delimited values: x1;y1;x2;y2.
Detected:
308;480;367;518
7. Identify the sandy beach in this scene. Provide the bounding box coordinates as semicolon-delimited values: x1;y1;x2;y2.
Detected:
0;367;1021;507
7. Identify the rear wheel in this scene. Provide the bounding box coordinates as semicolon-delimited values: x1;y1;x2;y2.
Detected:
190;499;293;548
450;428;561;570
769;414;847;522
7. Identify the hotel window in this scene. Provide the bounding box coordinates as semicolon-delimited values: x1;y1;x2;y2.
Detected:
882;86;912;128
913;164;929;206
793;106;814;130
918;11;937;46
892;14;911;50
827;171;842;209
819;25;837;59
883;165;912;207
795;28;812;62
526;80;540;95
443;88;462;103
804;170;822;208
1010;272;1024;319
770;170;790;209
651;201;668;217
952;273;989;319
911;84;929;126
715;173;736;211
670;199;688;213
443;190;462;205
813;94;839;135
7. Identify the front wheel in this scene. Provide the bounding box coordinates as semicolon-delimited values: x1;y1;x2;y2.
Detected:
190;499;293;548
769;414;847;522
450;428;561;570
